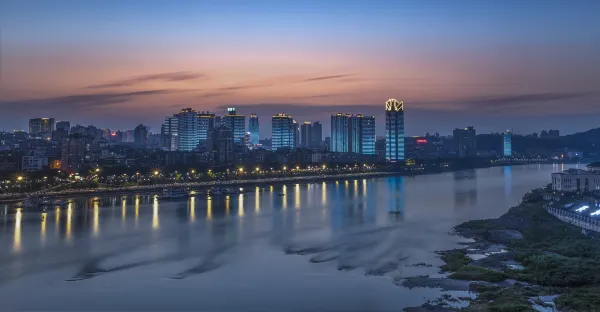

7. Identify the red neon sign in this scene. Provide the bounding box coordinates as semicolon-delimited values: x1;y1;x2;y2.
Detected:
416;139;427;144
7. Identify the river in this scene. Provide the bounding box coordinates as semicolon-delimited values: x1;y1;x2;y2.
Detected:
0;164;576;311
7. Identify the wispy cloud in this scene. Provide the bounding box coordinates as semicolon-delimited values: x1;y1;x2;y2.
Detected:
86;71;206;89
196;73;355;98
301;74;354;82
0;89;190;110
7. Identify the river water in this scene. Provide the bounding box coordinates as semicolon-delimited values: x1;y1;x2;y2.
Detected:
0;164;574;311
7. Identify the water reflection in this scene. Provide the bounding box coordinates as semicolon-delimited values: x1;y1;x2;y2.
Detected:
207;197;213;220
93;201;99;237
152;198;159;230
386;177;405;216
13;209;22;253
189;196;196;222
0;165;577;312
453;170;478;207
40;212;47;245
66;204;72;242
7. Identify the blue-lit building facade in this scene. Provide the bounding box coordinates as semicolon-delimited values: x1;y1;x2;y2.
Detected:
249;114;259;145
198;112;215;145
175;108;200;151
351;114;376;155
385;99;405;162
271;114;296;151
503;130;512;156
223;108;246;144
330;113;351;153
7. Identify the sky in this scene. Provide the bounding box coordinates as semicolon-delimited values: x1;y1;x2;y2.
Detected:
1;0;599;138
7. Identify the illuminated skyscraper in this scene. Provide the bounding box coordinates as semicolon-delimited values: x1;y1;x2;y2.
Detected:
249;114;259;145
177;108;201;151
352;114;376;155
198;112;215;144
385;99;404;161
330;113;351;152
29;118;55;140
271;114;296;151
503;130;512;156
223;108;246;144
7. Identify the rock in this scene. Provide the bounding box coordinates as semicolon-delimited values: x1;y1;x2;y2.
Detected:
485;230;523;244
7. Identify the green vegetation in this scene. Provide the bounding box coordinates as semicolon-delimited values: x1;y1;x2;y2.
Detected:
449;265;507;283
441;189;600;311
440;250;471;271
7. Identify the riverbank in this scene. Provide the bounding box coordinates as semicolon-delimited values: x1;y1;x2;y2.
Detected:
0;171;397;203
403;188;600;312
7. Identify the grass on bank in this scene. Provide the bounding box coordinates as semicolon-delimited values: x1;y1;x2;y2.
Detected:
443;191;600;311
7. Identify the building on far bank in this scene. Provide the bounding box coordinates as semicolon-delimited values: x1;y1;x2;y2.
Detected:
503;130;512;156
385;99;404;162
552;165;600;192
29;118;55;140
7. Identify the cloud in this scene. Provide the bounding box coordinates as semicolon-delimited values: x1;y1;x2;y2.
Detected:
301;74;354;82
0;89;188;110
196;73;355;97
86;71;206;89
457;91;599;109
414;91;600;114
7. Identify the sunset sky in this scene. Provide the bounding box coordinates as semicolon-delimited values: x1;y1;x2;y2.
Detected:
1;0;599;137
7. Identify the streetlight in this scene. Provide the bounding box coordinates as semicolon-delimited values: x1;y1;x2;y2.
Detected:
255;167;260;173
282;166;287;171
16;176;23;182
95;168;100;173
322;164;327;170
238;167;244;174
136;172;140;186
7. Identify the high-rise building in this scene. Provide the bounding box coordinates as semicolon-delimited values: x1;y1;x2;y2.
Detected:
352;114;376;155
385;99;405;162
249;114;259;145
176;108;201;151
55;121;70;133
223;108;245;144
207;126;235;166
453;126;476;158
271;114;296;151
310;121;322;148
198;112;215;144
503;130;512;156
134;124;149;147
161;116;179;151
300;122;312;148
29;118;55;140
330;113;351;152
293;120;300;149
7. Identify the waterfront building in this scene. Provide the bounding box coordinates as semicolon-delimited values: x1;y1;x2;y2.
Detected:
249;114;259;145
300;122;311;148
453;126;476;158
223;108;246;144
207;126;235;165
310;121;323;148
503;130;512;156
271;114;296;151
29;118;55;140
552;167;600;192
176;108;201;151
351;114;376;155
133;124;149;147
198;111;215;144
330;113;351;153
385;99;404;161
160;116;179;151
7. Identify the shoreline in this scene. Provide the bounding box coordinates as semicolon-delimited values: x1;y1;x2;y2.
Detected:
403;187;600;311
2;161;577;203
0;171;398;203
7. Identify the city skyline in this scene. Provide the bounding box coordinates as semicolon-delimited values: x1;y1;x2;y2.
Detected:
1;0;600;135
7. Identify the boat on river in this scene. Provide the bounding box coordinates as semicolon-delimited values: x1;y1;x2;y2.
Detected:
158;188;189;200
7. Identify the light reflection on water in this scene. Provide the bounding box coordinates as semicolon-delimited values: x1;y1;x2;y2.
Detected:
0;164;573;311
